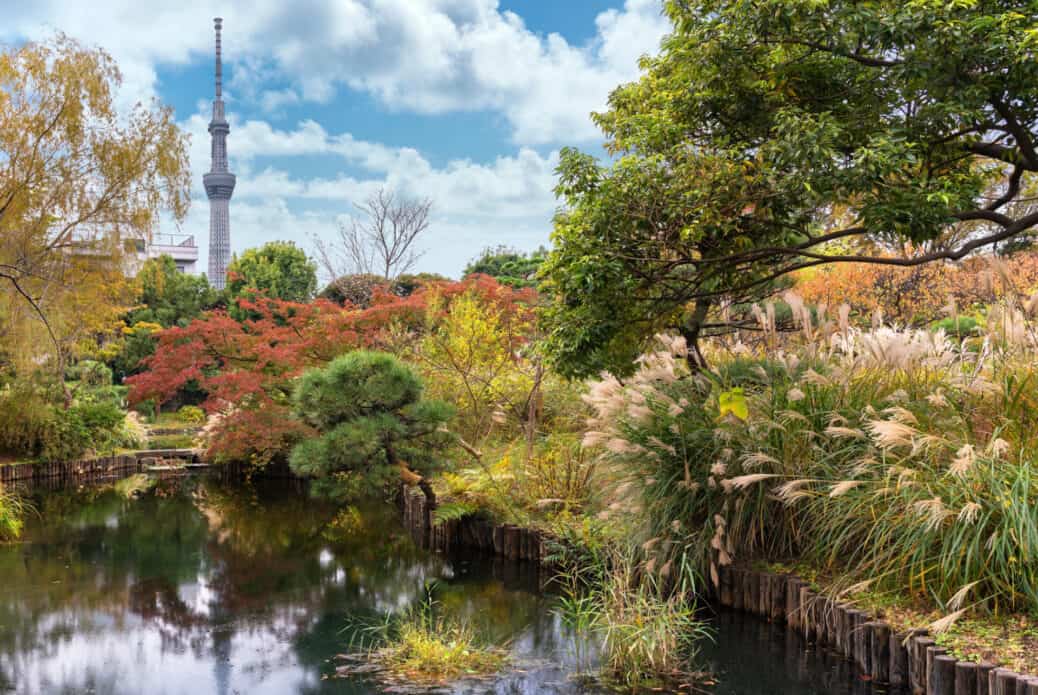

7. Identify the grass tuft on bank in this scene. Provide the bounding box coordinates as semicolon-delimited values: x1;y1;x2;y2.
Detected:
344;597;507;685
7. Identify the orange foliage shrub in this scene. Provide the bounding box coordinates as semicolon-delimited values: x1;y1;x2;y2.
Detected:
795;252;1038;325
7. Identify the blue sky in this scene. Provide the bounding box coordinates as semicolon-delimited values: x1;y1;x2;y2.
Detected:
5;0;670;279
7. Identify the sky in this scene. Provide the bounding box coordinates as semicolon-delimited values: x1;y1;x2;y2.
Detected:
3;0;670;279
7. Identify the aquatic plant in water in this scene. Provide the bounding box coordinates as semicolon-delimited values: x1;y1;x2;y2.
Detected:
338;595;508;686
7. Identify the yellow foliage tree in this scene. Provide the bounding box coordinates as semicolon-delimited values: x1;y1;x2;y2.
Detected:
0;35;190;399
417;287;540;450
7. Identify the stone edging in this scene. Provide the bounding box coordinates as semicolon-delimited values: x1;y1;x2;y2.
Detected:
716;566;1038;695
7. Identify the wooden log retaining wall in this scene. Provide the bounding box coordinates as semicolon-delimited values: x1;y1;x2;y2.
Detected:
399;488;550;564
0;449;206;488
714;565;1038;695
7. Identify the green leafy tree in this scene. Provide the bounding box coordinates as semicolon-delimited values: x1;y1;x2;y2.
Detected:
541;0;1038;378
464;246;547;289
226;241;317;302
289;351;454;503
130;255;218;328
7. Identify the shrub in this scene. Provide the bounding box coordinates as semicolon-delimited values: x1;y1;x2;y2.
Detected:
176;405;206;424
69;360;113;387
319;273;389;308
0;383;139;461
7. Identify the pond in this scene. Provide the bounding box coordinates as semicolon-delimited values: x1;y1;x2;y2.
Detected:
0;476;897;694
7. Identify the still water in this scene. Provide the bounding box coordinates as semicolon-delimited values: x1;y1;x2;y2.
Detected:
0;476;895;694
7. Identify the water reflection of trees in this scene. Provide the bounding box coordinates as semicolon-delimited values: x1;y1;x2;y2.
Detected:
0;477;602;695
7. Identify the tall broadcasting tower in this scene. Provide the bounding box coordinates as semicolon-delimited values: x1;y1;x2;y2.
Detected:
204;17;235;290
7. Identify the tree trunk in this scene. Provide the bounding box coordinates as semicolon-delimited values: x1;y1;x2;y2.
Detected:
681;299;711;370
417;477;436;507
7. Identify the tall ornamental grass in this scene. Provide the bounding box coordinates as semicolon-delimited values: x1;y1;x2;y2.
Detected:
585;295;1038;618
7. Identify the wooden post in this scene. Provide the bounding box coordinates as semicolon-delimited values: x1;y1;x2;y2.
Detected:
856;614;873;675
954;661;979;695
993;670;1020;695
870;622;891;683
913;636;936;694
743;570;755;614
977;663;996;695
1025;677;1038;695
928;646;949;695
770;574;786;621
719;566;733;607
749;571;761;616
890;632;910;687
933;655;957;695
732;569;744;611
786;577;802;630
822;600;838;647
800;587;816;641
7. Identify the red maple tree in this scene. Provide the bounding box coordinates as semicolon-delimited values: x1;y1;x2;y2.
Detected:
127;276;536;465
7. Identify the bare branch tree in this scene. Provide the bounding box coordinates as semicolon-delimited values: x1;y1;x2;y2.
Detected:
313;187;432;283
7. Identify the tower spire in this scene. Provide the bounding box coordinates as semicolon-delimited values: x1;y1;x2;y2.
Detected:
214;17;223;99
204;17;235;290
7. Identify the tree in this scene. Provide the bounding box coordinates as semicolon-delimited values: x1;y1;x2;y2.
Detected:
0;36;190;395
226;241;317;303
541;1;1038;378
131;255;218;328
127;276;523;466
417;282;541;448
289;351;454;503
313;187;432;281
126;296;363;465
464;246;548;289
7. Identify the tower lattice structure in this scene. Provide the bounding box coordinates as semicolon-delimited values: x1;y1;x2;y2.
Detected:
204;17;235;290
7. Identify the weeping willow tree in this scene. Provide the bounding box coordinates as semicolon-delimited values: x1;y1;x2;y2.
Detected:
0;35;191;399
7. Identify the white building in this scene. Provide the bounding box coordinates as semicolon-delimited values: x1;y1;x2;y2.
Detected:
144;233;200;273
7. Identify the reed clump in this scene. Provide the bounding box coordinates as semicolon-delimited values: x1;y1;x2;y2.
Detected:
345;598;507;685
0;483;25;541
555;547;711;690
585;292;1038;620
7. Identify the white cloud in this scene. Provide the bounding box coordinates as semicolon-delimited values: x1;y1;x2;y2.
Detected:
5;0;668;145
174;111;559;276
4;0;668;275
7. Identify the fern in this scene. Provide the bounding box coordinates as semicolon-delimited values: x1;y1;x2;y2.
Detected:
432;501;478;523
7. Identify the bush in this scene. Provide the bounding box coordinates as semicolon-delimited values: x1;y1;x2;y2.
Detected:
69;360;113;387
0;384;138;462
176;405;206;424
319;274;389;308
290;351;454;500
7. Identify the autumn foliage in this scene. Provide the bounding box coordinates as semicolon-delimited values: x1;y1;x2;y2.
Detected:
127;275;535;465
795;252;1038;326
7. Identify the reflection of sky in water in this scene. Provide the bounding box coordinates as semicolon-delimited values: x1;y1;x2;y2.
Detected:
0;479;596;695
0;478;897;695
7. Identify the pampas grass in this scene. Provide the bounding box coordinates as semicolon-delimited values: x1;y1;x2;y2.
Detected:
583;295;1038;614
